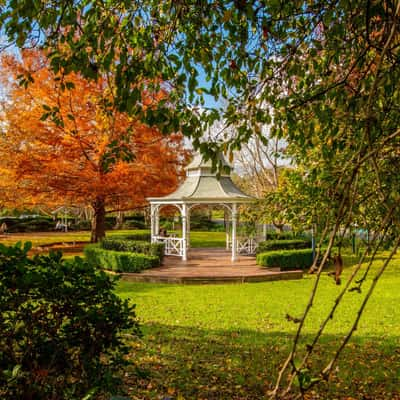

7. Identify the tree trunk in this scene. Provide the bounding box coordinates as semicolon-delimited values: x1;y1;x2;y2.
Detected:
273;222;285;232
91;196;106;243
143;207;150;228
114;211;124;229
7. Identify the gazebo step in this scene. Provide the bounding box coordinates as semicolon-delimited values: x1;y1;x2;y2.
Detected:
120;270;303;284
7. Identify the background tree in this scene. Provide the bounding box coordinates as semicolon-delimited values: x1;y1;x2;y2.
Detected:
0;50;187;242
235;134;285;198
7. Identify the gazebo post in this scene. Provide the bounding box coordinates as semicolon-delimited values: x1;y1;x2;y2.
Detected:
150;204;155;242
155;207;160;236
225;206;230;250
231;203;237;262
182;203;188;261
187;207;191;249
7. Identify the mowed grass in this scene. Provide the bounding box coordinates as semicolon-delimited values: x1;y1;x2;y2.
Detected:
0;229;147;247
116;252;400;399
1;230;399;398
0;229;226;248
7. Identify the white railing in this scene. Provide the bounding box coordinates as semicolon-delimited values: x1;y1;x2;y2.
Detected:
153;236;184;257
227;237;258;255
237;238;258;255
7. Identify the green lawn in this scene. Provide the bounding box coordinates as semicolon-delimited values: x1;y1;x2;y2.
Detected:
1;230;399;398
0;229;148;247
0;229;227;248
115;253;400;399
189;230;226;248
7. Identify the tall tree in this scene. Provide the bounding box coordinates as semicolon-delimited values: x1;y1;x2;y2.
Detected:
0;50;186;242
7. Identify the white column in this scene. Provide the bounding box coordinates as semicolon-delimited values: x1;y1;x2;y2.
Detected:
231;203;237;262
224;206;232;250
155;206;160;236
187;207;191;249
225;207;230;250
150;204;155;243
182;204;188;261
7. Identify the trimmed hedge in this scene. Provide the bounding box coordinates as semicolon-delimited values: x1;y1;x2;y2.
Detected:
256;249;313;271
123;233;151;241
101;238;164;262
264;231;299;241
84;244;159;272
189;215;226;232
256;239;311;253
121;220;146;229
0;217;55;233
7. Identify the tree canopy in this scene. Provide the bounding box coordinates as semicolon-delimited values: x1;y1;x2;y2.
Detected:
1;1;398;155
0;50;187;241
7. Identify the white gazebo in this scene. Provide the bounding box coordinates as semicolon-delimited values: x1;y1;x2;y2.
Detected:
147;153;254;261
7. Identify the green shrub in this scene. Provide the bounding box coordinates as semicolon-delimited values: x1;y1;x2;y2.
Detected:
121;220;146;229
124;214;145;224
85;244;159;272
123;233;151;241
0;242;139;400
264;231;297;240
256;249;313;270
189;215;225;232
101;238;164;262
256;239;311;253
69;219;91;231
264;231;311;241
2;217;54;233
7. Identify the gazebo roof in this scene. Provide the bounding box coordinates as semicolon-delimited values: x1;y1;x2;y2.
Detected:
148;153;254;204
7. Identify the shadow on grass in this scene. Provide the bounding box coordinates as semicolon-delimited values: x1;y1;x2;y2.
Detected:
122;322;400;400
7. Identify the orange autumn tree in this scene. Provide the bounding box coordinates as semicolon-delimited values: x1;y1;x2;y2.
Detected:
0;50;187;241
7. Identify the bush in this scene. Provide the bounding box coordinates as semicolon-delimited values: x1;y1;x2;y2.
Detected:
0;242;139;400
256;249;313;270
101;238;164;262
69;219;91;231
121;220;146;229
264;231;298;240
257;239;311;253
189;215;225;232
0;217;54;233
125;214;146;224
123;233;151;241
208;223;226;232
85;244;159;272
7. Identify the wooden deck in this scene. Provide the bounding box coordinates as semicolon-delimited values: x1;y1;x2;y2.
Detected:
121;248;303;284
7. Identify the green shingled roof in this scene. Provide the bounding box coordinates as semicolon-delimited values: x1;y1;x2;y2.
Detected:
148;153;253;203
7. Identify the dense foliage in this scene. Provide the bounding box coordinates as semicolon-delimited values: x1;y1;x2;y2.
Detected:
0;242;139;400
256;239;311;253
263;231;304;241
0;216;54;233
0;50;187;242
101;238;164;263
85;244;159;272
123;233;152;242
256;249;313;271
188;213;225;232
